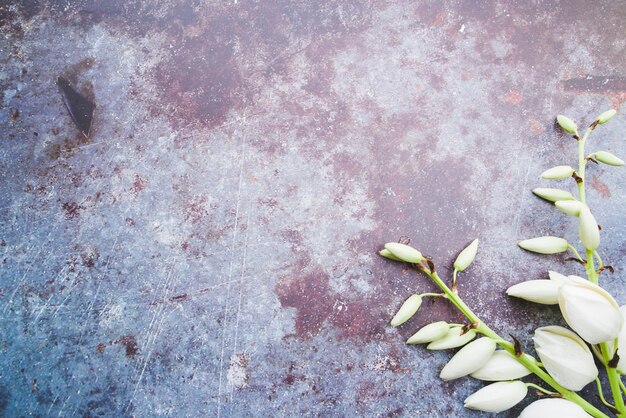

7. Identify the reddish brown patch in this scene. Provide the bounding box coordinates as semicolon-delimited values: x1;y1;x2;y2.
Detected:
528;118;545;135
502;90;523;105
96;343;106;353
113;335;139;357
130;174;146;196
591;174;611;198
275;267;334;339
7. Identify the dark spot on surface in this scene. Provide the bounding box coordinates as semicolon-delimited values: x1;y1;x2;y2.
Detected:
9;108;19;120
61;201;85;219
57;76;96;138
169;293;189;303
96;343;106;353
114;335;139;357
0;384;8;415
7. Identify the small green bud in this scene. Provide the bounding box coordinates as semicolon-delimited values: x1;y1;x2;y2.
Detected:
554;200;584;217
390;294;422;327
453;239;479;272
532;188;575;202
594;151;624;166
540;165;575;180
379;248;402;261
595;109;617;125
518;236;569;254
578;206;600;251
384;242;423;263
556;115;578;134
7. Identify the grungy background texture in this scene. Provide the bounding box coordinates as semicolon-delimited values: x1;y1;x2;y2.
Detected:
1;0;626;416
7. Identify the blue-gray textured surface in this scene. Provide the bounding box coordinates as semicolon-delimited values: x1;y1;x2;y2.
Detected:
1;1;626;416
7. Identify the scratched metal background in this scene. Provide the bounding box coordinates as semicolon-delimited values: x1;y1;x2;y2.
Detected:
1;1;626;416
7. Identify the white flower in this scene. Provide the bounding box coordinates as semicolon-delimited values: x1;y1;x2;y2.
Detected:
463;381;527;413
519;398;591;418
533;326;598;391
578;206;600;251
406;321;449;344
558;277;622;344
555;200;584;216
453;239;479;272
594;150;624;166
469;350;531;381
613;306;626;374
383;242;423;263
390;294;422;327
532;187;575;202
427;327;476;350
541;165;575;180
518;236;569;254
506;280;561;305
439;338;496;381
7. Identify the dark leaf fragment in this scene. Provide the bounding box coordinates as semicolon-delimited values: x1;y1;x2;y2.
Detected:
57;76;95;138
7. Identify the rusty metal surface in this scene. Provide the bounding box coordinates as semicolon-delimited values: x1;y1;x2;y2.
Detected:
1;1;626;416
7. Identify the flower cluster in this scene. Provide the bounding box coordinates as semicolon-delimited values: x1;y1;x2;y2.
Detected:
380;109;623;417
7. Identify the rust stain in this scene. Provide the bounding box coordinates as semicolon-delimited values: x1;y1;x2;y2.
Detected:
96;343;106;353
591;174;611;198
113;335;139;357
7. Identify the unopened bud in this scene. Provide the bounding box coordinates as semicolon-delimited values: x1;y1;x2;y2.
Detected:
556;115;577;134
595;109;617;125
532;188;575;202
379;248;402;261
506;280;561;305
453;239;479;272
440;337;496;380
384;242;423;263
540;165;575;180
555;200;584;216
578;206;600;251
518;236;569;254
464;381;528;413
407;321;449;344
427;327;476;350
390;294;422;327
594;150;624;166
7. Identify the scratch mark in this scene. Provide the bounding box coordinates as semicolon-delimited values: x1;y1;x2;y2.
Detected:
229;210;251;401
217;131;248;417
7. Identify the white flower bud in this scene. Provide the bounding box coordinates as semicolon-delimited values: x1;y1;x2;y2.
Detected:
518;236;569;254
440;338;496;381
453;239;479;272
595;109;617;125
548;270;570;284
519;398;591;418
541;165;575;180
390;294;422;327
533;326;598;391
506;280;560;305
463;381;527;413
379;248;402;261
577;205;600;251
470;350;531;381
532;187;575;202
427;327;476;350
594;150;624;166
383;242;423;263
558;278;622;344
557;115;578;134
555;200;584;216
406;321;449;344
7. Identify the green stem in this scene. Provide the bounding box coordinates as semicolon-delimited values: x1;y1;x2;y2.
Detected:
567;244;584;263
419;292;444;298
619;379;626;396
601;342;625;415
594;250;604;268
526;382;557;395
576;127;624;415
596;378;616;410
417;266;609;418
